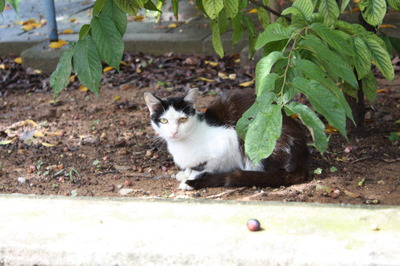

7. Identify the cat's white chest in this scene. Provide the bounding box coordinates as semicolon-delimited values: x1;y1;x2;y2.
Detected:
167;123;243;172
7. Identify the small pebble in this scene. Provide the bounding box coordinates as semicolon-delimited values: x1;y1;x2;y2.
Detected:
247;219;261;232
17;177;26;184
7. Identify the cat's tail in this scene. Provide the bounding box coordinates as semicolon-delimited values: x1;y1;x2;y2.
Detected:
185;170;308;190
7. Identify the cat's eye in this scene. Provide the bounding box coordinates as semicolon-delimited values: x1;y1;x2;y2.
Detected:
159;118;168;124
178;117;188;123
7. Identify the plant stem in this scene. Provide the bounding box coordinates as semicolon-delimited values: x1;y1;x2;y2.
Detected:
248;0;289;21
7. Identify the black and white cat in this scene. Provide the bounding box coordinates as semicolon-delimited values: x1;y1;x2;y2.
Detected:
144;88;309;190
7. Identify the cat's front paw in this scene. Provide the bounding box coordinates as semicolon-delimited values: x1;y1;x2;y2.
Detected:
179;181;194;191
175;171;188;181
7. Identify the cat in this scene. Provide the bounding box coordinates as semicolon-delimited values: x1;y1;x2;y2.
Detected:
144;88;310;191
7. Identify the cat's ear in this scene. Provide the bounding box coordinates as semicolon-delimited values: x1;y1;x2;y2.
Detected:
144;92;161;114
184;88;198;108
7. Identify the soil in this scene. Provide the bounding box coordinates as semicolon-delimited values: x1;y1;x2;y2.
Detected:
1;53;399;205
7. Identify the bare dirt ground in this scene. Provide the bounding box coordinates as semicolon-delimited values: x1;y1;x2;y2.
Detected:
1;53;399;205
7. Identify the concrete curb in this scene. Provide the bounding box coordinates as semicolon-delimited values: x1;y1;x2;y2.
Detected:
1;194;400;265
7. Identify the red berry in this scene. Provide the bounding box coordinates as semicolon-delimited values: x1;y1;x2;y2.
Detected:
247;219;261;231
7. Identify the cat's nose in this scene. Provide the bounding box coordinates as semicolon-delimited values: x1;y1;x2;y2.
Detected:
170;131;178;137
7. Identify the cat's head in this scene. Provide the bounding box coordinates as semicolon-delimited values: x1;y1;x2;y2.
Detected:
144;89;198;141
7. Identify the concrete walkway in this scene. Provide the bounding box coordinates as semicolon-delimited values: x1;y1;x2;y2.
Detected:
1;194;400;265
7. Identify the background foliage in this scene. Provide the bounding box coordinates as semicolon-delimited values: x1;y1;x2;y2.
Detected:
1;0;399;163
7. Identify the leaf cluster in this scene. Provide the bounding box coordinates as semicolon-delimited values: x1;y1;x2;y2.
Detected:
233;0;398;163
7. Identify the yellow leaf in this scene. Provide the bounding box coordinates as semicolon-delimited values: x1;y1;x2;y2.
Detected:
325;124;338;132
377;88;389;93
69;18;77;23
113;96;121;101
120;61;128;66
103;66;114;72
33;131;45;138
379;24;397;29
49;40;68;49
198;77;215;82
218;72;229;79
168;23;177;28
234;58;240;64
34;69;42;74
0;140;13;145
22;18;37;25
204;60;219;67
79;85;88;92
69;75;76;82
248;8;258;14
344;190;360;198
0;63;6;69
40;141;56;147
239;80;254;87
14;57;22;64
63;29;74;34
134;15;144;22
22;24;34;31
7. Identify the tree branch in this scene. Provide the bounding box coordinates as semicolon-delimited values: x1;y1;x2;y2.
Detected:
248;0;286;19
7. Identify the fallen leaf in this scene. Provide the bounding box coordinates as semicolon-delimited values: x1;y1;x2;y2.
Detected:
0;63;6;69
0;140;13;145
113;96;121;101
69;75;76;82
344;190;360;198
69;18;77;23
14;57;22;64
134;15;144;22
377;88;389;93
316;184;333;193
168;23;177;28
198;77;215;82
379;24;396;29
204;60;219;67
248;8;258;13
239;80;254;87
39;141;56;147
49;40;67;49
120;61;128;66
325;124;338;132
103;66;114;72
358;178;366;187
314;168;323;175
62;29;74;34
79;85;88;92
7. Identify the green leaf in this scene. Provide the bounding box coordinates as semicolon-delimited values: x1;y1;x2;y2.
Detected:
144;0;161;11
243;16;257;57
73;37;102;97
359;0;386;26
257;73;278;96
284;102;328;153
361;71;377;103
387;0;400;10
224;0;238;19
255;23;293;50
292;76;347;139
218;9;230;34
256;51;283;93
310;22;354;56
0;0;5;12
203;0;224;19
258;7;270;29
293;0;314;20
114;0;141;15
232;12;244;45
210;20;224;58
103;0;128;36
298;36;358;88
353;37;371;79
245;104;282;163
172;0;181;19
79;24;91;40
362;36;395;80
389;36;400;55
6;0;21;13
296;59;354;122
91;14;124;70
340;0;350;12
50;44;75;100
93;0;105;15
318;0;339;25
236;92;276;139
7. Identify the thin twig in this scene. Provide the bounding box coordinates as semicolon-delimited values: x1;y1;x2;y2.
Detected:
248;0;289;21
206;187;247;199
